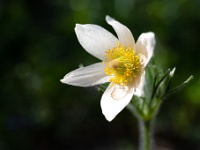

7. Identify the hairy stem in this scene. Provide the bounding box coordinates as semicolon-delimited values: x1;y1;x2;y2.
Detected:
138;119;154;150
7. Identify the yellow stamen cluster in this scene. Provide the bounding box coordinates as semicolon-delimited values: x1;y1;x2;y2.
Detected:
103;42;141;86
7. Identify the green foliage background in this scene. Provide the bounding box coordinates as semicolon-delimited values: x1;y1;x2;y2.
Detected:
0;0;200;149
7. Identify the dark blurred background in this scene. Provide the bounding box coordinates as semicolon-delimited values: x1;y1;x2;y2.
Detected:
0;0;200;150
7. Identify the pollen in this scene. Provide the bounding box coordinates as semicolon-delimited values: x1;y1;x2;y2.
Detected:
103;42;141;86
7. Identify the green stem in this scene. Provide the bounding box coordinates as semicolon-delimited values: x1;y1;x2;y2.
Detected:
138;119;154;150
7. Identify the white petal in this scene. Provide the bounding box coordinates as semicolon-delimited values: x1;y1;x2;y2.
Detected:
75;24;118;60
106;15;135;49
134;71;146;97
60;63;109;87
100;84;134;121
136;32;156;66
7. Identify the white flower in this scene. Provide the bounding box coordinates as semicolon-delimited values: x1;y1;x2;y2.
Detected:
61;16;156;121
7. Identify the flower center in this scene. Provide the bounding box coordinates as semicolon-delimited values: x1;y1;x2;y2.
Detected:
103;42;141;86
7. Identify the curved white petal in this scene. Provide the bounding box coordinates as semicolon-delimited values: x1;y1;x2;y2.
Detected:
75;24;118;60
106;15;135;49
127;65;144;90
136;32;156;66
60;63;109;87
134;71;146;97
100;84;134;121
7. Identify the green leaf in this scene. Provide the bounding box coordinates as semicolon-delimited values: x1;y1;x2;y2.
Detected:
162;75;194;99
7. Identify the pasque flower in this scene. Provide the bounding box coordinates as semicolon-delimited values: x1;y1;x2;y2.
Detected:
61;16;155;121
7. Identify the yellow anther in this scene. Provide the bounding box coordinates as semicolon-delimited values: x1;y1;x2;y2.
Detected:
103;42;141;86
